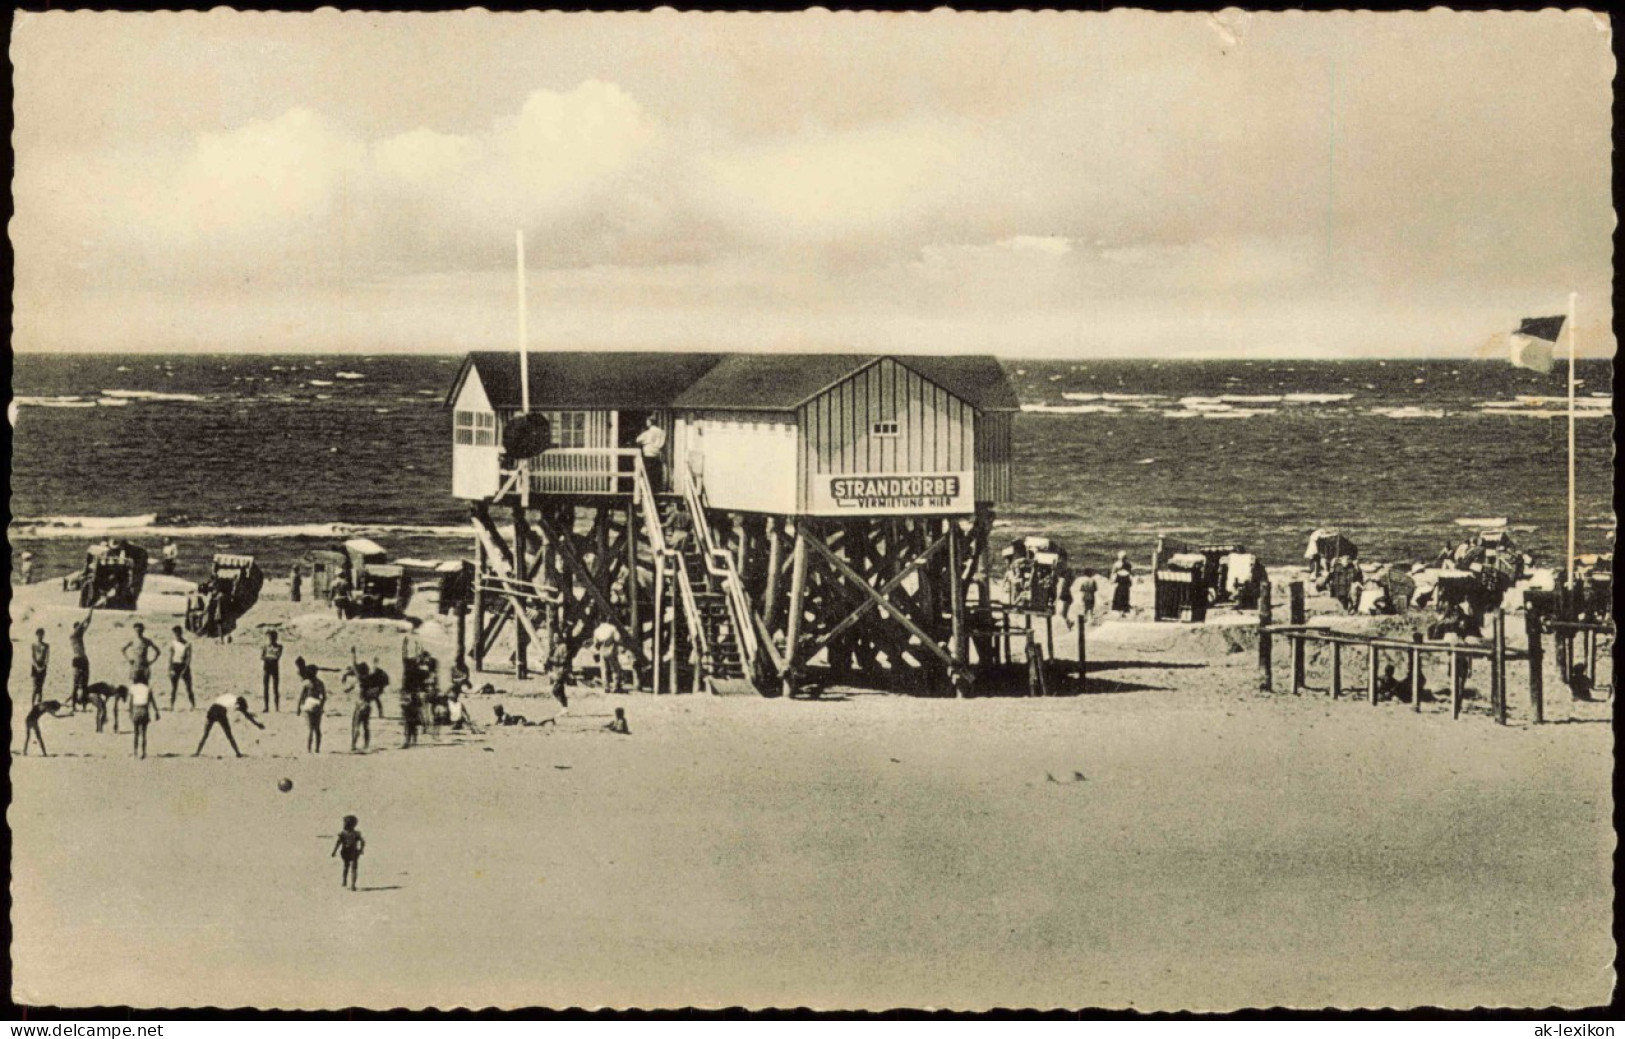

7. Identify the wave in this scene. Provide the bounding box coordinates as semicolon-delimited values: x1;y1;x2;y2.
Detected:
15;395;98;408
1218;395;1285;404
1283;392;1354;403
11;518;471;540
1022;403;1123;414
336;372;366;380
308;379;335;387
1370;406;1446;419
95;397;132;407
100;389;208;402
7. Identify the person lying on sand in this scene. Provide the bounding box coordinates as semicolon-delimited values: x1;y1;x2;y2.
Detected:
194;695;265;758
23;699;73;756
492;704;555;728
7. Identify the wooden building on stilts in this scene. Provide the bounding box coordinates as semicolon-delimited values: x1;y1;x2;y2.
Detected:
446;350;1021;697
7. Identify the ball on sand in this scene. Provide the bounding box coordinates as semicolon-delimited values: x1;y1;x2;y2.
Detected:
277;778;293;793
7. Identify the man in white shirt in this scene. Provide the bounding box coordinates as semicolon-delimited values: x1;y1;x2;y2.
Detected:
167;626;195;708
127;682;159;759
592;621;625;694
161;537;179;575
635;416;667;492
195;694;265;758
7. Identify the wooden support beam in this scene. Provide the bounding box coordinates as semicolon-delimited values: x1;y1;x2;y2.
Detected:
782;526;809;699
1289;580;1306;626
803;529;958;673
1290;633;1305;696
1330;642;1341;699
472;523;487;671
762;518;784;632
627;503;641;676
652;554;665;696
805;534;947;660
530;507;648;670
1449;649;1462;719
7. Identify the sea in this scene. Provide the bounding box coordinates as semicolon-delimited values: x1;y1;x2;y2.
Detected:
8;353;1616;584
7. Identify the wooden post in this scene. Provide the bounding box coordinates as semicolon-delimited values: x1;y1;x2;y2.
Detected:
781;526;809;699
1456;647;1469;718
1367;643;1379;706
1330;642;1342;699
1525;610;1544;725
762;517;784;631
1289;581;1306;626
667;559;678;697
472;533;487;672
1257;580;1273;691
1410;633;1423;713
626;503;640;683
1076;611;1087;692
1586;628;1598;686
1492;610;1507;725
512;503;529;680
455;601;468;668
652;554;665;696
1028;643;1047;697
948;519;967;698
1290;634;1305;696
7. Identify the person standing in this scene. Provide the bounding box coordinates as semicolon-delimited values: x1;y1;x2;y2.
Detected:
124;623;159;686
289;564;303;604
68;608;94;710
194;695;265;757
1070;568;1099;624
331;816;365;891
160;537;179;576
1110;554;1134;615
29;628;50;705
127;681;158;758
19;550;35;585
87;681;127;734
261;630;284;712
635;415;668;492
299;662;327;754
167;626;195;709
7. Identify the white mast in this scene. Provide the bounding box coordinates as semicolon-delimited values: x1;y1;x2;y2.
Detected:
517;229;530;414
1566;290;1577;583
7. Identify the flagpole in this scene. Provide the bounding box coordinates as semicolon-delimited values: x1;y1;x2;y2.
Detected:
1566;290;1577;584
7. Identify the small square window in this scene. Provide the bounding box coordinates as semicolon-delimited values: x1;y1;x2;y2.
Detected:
871;420;900;437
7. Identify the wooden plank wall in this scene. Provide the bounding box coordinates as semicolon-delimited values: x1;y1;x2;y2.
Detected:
798;358;977;510
974;411;1013;504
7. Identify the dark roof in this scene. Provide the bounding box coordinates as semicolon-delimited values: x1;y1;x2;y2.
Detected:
448;351;1020;413
447;352;727;410
672;354;1021;412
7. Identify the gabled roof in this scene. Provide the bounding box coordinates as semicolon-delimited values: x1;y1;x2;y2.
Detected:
447;351;1020;413
672;353;1021;412
446;352;727;410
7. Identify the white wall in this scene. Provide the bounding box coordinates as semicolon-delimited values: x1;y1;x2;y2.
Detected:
682;415;799;514
452;368;501;500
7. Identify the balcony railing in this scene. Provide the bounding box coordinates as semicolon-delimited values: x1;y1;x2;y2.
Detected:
500;448;639;497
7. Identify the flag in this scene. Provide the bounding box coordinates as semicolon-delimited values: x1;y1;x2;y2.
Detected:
1508;315;1565;373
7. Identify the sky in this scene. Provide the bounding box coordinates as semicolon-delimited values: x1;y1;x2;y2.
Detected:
10;9;1616;358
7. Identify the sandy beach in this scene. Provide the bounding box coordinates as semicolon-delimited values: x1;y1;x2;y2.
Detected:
9;571;1613;1011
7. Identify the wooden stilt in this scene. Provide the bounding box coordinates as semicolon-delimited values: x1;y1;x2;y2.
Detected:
1492;610;1507;725
1330;642;1342;699
782;526;809;699
626;503;640;685
1289;580;1306;626
1586;628;1597;686
472;529;487;672
948;519;968;698
763;517;784;632
1410;633;1423;713
1290;634;1305;696
1456;647;1469;718
1525;610;1544;724
512;502;529;680
652;554;665;696
1257;580;1273;691
1367;644;1379;706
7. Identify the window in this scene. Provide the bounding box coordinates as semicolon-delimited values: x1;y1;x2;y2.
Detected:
454;410;496;447
547;411;589;449
871;420;900;437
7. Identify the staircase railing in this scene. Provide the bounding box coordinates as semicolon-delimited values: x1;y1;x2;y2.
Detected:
681;463;769;684
630;455;709;681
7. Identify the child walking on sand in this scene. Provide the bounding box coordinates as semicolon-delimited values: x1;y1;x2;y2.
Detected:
332;815;365;891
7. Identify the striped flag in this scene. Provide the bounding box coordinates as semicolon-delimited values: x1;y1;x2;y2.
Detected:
1508;315;1565;373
